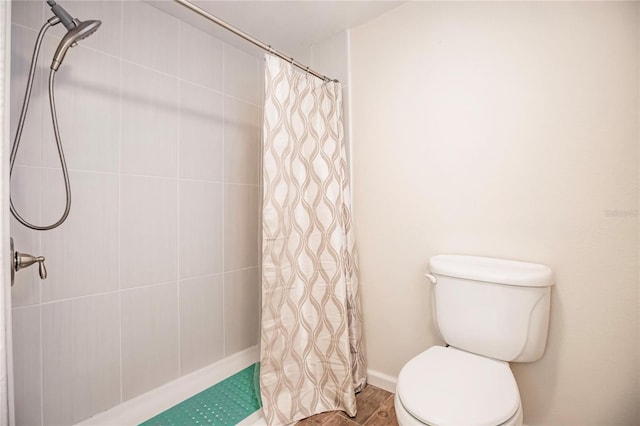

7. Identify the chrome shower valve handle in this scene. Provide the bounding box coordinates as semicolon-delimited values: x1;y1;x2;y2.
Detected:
14;250;48;281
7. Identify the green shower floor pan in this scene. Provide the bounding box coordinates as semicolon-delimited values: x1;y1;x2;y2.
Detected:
140;363;261;426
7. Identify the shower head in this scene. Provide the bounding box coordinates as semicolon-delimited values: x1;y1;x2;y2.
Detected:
47;1;102;71
50;19;102;71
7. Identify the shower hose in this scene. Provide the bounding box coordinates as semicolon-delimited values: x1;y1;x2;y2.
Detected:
10;17;71;231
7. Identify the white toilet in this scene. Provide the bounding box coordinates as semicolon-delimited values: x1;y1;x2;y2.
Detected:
395;255;554;426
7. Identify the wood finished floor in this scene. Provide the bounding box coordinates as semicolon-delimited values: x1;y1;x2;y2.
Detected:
296;384;399;426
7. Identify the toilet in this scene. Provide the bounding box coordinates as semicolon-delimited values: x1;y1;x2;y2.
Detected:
395;255;554;426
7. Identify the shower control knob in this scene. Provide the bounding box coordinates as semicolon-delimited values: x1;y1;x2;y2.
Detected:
14;251;47;280
38;258;48;280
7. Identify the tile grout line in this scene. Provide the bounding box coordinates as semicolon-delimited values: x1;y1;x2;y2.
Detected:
361;394;396;426
37;1;45;421
11;266;262;311
15;174;166;185
38;129;44;426
117;0;125;406
12;165;262;188
176;17;182;381
5;18;266;111
335;413;360;426
221;41;226;359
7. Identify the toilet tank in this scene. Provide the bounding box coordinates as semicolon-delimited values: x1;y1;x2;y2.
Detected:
429;255;554;363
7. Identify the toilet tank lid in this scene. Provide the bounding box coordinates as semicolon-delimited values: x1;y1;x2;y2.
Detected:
429;255;554;287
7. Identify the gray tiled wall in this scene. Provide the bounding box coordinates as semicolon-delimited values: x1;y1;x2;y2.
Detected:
9;1;262;424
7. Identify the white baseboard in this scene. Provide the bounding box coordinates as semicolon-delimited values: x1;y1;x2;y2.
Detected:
77;346;259;426
367;369;397;393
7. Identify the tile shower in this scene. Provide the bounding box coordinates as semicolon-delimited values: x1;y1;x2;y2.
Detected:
9;0;262;424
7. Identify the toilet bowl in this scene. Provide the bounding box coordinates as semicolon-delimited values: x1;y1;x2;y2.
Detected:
395;393;523;426
395;255;554;426
394;346;523;426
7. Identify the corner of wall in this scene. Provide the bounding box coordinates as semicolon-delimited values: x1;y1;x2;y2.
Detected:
346;29;354;199
1;0;15;423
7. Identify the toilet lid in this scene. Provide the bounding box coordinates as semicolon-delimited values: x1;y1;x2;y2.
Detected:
397;346;520;426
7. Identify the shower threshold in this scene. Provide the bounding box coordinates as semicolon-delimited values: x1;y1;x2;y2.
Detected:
76;346;261;426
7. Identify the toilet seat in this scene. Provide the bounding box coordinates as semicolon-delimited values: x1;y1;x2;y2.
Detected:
396;346;521;426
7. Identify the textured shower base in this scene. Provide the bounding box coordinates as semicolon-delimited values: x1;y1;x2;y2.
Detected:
140;363;261;426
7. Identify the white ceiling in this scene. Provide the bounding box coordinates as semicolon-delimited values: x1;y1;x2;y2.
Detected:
148;1;403;57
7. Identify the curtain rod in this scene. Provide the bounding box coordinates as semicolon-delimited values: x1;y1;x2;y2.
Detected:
172;0;337;83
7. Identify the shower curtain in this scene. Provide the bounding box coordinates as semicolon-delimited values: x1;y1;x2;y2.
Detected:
260;55;366;425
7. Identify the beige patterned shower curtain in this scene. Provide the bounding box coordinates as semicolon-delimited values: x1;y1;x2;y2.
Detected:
260;55;366;425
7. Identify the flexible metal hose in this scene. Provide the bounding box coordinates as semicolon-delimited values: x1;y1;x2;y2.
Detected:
10;18;72;230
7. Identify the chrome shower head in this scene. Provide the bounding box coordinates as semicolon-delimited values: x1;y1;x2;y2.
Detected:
50;19;102;71
47;1;102;71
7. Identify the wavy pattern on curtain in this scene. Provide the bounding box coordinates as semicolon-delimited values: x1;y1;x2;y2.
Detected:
260;55;366;425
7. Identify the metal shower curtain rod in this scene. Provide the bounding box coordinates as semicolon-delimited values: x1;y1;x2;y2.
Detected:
173;0;337;83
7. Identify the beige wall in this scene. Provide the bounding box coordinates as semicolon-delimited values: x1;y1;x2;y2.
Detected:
294;30;352;151
350;2;639;425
